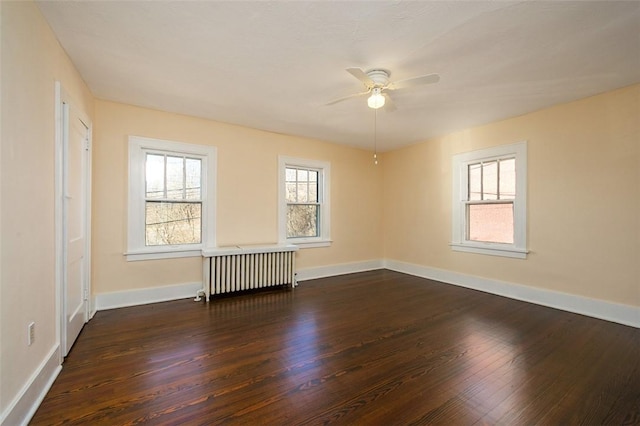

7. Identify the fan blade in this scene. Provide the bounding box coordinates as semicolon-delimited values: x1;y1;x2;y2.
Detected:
326;90;371;106
388;73;440;90
382;93;397;112
346;67;374;88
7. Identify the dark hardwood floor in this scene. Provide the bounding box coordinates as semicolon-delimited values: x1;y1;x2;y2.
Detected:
31;270;640;425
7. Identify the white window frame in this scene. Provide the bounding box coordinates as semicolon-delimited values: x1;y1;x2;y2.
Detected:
126;136;217;261
451;141;528;259
278;156;331;248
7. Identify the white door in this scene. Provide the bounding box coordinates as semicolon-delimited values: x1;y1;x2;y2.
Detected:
62;100;90;356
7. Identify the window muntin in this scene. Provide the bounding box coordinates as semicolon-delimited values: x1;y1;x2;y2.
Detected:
278;156;331;247
127;136;216;261
451;142;527;258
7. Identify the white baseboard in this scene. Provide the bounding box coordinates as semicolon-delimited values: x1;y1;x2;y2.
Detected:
297;259;384;282
92;261;384;311
92;260;638;328
384;259;639;328
94;281;202;311
1;345;61;426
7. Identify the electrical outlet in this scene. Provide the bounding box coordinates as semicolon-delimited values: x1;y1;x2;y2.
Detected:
28;322;35;346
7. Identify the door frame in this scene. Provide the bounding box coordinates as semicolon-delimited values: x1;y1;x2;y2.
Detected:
55;81;93;362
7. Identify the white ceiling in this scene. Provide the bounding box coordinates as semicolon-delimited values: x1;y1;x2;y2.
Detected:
37;1;640;152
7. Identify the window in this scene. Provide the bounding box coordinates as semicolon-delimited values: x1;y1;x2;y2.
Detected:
451;141;527;258
278;156;331;248
127;136;216;261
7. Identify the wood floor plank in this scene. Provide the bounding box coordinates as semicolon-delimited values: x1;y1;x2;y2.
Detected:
30;270;640;425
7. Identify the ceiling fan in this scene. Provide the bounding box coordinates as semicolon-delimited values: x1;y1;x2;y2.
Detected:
327;67;440;111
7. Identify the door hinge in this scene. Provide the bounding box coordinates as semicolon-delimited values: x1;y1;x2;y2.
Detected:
84;138;90;151
83;288;89;301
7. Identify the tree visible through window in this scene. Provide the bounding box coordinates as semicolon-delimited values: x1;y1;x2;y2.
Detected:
127;136;216;261
285;167;320;238
145;153;202;246
278;156;331;247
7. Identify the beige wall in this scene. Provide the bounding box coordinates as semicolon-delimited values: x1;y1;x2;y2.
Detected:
382;84;639;307
92;101;384;294
0;0;94;417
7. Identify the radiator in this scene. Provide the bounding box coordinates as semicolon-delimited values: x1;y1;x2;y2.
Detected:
199;244;298;301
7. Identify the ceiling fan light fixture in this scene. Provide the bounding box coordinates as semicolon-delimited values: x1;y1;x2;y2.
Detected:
367;88;385;109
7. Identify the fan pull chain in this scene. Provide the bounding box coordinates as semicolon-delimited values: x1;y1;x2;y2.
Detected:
373;108;378;165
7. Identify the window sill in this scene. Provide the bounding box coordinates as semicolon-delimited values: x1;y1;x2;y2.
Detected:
450;242;528;259
125;248;202;262
287;239;332;249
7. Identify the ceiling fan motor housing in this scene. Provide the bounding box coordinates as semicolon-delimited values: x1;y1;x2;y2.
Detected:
366;69;390;87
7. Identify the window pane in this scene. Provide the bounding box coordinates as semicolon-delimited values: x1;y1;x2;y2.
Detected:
297;169;308;182
185;158;201;200
285;182;297;202
287;204;318;238
309;170;318;182
166;156;184;199
146;154;165;199
483;161;498;200
309;180;318;202
467;203;514;244
297;182;309;202
286;168;296;182
145;201;201;246
499;158;516;200
468;163;482;201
